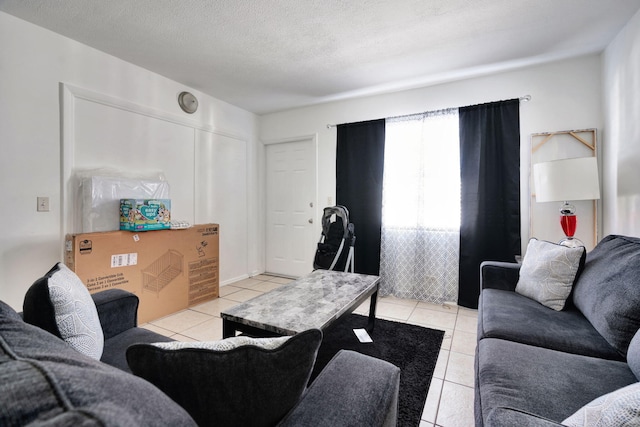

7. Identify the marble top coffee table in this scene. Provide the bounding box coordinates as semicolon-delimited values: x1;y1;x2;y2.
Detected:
221;270;379;338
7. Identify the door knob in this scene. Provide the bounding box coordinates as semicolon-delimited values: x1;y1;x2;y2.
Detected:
308;218;313;224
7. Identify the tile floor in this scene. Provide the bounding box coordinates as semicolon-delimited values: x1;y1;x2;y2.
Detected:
140;274;478;427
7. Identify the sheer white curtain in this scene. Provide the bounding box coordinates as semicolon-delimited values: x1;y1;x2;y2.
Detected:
379;109;460;303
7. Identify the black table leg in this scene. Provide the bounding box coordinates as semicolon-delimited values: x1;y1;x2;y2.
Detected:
367;290;378;333
222;319;235;338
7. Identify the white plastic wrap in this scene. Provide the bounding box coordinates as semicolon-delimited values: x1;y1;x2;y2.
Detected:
76;169;170;233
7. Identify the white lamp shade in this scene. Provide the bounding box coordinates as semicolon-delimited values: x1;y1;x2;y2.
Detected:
533;157;600;203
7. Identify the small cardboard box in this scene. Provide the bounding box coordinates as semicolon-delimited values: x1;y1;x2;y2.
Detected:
119;199;171;231
65;224;219;323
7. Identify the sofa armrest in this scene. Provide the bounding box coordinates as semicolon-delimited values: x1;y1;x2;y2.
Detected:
486;407;564;426
92;289;139;339
480;261;521;292
278;350;401;427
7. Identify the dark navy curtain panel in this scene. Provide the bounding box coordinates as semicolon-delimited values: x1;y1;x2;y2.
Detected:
336;119;386;276
458;99;521;308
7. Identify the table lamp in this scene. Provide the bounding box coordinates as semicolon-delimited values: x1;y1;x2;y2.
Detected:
533;157;600;247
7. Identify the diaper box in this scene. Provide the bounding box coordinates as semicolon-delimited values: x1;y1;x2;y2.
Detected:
120;199;171;231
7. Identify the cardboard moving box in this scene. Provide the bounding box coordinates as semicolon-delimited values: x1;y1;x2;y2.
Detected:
65;224;219;323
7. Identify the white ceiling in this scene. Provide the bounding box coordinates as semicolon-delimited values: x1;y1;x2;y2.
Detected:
2;0;640;114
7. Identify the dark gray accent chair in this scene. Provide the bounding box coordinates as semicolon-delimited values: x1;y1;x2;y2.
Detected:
5;284;401;426
475;235;640;426
23;285;174;372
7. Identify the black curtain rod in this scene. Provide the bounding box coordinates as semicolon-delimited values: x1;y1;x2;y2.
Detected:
326;95;531;129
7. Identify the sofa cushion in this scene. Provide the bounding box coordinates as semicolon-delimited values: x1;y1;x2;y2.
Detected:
572;235;640;356
627;329;640;380
127;329;322;427
515;238;585;311
278;350;401;427
23;262;104;359
101;327;173;372
0;300;22;322
476;338;637;424
562;382;640;427
0;300;195;426
478;288;621;360
484;407;567;427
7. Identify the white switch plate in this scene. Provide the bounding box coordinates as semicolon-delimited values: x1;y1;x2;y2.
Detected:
37;196;50;212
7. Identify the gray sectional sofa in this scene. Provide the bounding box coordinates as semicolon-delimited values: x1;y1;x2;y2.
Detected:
2;276;400;426
475;234;640;426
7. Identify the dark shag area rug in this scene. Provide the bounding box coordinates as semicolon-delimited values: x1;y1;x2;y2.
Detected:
309;314;445;427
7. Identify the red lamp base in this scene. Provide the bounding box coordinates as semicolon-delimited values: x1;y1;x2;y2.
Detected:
559;203;584;248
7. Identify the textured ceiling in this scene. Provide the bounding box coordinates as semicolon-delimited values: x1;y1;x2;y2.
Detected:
2;0;640;114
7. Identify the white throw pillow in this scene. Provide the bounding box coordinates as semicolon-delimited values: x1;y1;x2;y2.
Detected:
48;263;104;359
515;238;585;311
562;382;640;427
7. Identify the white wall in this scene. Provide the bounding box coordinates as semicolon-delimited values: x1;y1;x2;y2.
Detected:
0;12;261;310
602;8;640;237
260;55;603;252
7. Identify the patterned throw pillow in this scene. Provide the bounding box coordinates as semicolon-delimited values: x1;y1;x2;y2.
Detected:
152;335;291;351
563;382;640;427
515;239;586;311
23;263;104;359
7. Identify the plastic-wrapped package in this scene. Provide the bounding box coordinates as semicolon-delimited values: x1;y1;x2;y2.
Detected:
76;169;170;233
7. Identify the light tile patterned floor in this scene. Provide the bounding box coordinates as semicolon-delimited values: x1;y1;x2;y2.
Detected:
140;274;477;427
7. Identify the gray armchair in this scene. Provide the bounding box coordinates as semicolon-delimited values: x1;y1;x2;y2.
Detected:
92;288;173;371
23;280;401;426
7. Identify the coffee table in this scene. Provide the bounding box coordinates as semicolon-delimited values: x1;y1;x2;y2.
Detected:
221;270;379;338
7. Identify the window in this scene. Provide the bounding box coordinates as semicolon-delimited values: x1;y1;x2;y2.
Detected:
380;109;460;303
382;110;460;230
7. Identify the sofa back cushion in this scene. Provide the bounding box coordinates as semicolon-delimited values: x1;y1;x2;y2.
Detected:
572;235;640;356
0;300;195;426
127;329;322;427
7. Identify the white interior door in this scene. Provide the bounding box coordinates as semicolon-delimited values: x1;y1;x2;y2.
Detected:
265;138;316;277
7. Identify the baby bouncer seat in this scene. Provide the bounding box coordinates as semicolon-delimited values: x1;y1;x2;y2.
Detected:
313;205;355;273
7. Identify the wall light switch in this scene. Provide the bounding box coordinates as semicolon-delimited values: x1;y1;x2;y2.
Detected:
37;197;50;212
